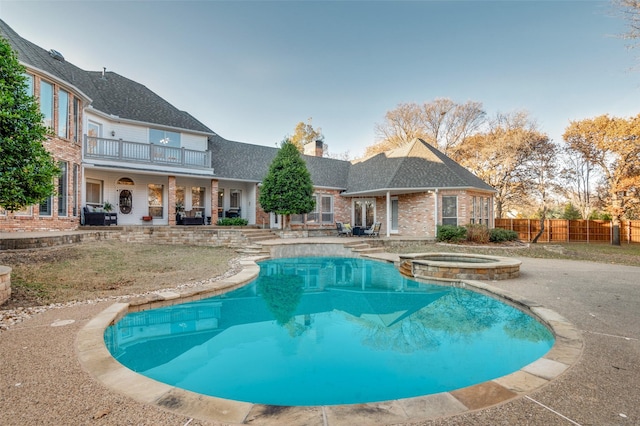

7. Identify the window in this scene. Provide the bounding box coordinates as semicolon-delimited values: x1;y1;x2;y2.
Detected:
149;128;181;148
442;196;458;226
57;162;68;216
72;164;79;216
176;186;185;210
24;73;34;95
483;197;491;226
320;195;333;223
148;184;164;218
306;196;319;223
57;89;69;138
192;186;206;211
40;80;54;129
471;196;477;224
39;196;52;216
86;179;103;205
391;198;399;231
73;97;80;143
230;189;241;209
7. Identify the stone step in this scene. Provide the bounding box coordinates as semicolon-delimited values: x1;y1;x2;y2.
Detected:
247;235;277;242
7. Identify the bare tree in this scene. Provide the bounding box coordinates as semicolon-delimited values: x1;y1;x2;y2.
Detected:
368;98;486;157
559;148;594;219
525;137;559;243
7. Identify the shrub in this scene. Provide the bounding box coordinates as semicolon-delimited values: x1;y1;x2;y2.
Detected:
437;225;467;242
489;228;519;243
465;224;490;244
217;217;248;226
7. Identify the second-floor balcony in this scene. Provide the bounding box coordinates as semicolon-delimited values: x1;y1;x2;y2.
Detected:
83;136;213;171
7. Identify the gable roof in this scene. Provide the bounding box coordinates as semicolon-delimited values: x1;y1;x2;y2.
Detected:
344;139;494;196
0;19;213;135
210;135;350;189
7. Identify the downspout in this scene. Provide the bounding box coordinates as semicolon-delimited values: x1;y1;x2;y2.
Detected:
434;189;439;237
386;191;391;237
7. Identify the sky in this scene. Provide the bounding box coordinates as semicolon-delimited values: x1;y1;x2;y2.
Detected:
1;0;638;158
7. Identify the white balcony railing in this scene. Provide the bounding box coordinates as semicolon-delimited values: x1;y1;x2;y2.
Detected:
83;136;212;170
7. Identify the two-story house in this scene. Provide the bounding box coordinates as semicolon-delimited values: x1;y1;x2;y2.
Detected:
0;19;494;238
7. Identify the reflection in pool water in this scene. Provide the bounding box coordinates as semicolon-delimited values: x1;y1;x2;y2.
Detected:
105;257;554;406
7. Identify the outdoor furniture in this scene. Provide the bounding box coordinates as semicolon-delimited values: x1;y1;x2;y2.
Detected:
176;210;205;225
364;222;382;237
83;206;117;226
352;226;366;236
226;208;241;218
336;222;352;236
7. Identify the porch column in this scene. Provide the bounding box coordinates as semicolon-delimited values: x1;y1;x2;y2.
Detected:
211;179;219;225
386;191;391;237
168;176;177;225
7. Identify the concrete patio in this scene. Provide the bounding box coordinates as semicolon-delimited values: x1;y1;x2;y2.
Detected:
0;237;638;425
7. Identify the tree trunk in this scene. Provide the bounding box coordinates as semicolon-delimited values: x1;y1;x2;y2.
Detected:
531;206;546;244
531;218;545;243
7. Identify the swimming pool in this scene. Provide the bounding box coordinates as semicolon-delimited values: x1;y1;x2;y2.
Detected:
105;257;554;406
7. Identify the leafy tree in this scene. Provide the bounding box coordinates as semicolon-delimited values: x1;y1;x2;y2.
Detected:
561;203;583;220
290;117;323;153
259;139;315;229
0;37;59;212
454;111;545;218
368;98;486;157
563;114;640;244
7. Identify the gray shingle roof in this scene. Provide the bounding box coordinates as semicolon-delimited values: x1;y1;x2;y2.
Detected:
0;19;213;134
344;139;494;195
210;136;350;189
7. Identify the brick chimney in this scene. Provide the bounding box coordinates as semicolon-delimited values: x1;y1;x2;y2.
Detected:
304;140;326;157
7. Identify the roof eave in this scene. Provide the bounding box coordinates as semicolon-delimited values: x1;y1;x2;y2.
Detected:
86;107;216;137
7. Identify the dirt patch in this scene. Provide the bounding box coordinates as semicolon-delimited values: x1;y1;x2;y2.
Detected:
0;241;238;309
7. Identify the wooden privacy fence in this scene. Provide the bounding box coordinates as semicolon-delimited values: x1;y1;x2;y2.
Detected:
494;219;640;244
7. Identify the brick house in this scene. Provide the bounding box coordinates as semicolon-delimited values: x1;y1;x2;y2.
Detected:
0;20;494;238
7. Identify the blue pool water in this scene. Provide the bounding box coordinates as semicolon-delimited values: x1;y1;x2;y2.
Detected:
105;257;554;406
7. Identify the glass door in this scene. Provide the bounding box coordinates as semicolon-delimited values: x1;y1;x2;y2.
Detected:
353;199;375;228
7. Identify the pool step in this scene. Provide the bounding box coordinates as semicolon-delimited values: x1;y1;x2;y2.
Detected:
399;260;414;277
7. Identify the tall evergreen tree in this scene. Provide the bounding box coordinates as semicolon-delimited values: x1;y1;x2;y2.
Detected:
0;37;59;212
259;139;315;229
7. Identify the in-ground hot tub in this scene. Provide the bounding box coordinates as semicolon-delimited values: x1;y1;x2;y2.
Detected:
399;252;521;280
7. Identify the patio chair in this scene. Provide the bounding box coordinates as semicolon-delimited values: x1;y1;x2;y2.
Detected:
363;222;381;237
336;222;352;237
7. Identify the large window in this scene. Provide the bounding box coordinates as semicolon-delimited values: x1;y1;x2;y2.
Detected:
192;186;206;212
73;98;80;143
72;164;79;216
291;194;333;224
57;162;68;216
57;89;69;138
149;128;181;148
320;195;333;223
441;196;458;226
230;189;241;209
86;179;103;205
40;80;54;129
176;186;185;210
148;184;164;218
24;73;34;95
391;198;399;231
39;196;52;216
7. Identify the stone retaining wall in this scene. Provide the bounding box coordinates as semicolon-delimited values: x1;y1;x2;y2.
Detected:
0;266;11;305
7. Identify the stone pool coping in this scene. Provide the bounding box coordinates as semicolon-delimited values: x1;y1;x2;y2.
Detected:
400;252;522;280
76;252;583;425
